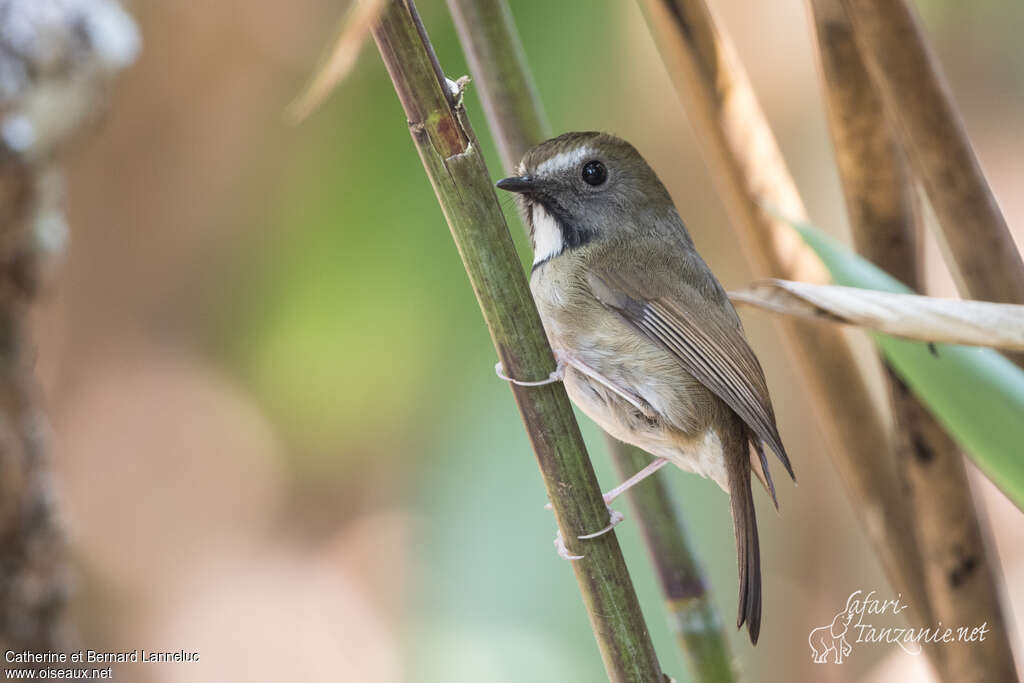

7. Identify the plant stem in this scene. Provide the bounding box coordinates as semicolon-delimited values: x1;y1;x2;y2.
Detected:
810;2;1019;680
637;0;937;643
0;163;69;656
448;1;736;678
0;0;137;658
370;2;664;680
609;440;736;682
839;0;1024;318
445;0;548;173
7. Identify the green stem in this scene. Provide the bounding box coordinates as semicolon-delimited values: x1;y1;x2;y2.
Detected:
445;0;548;171
610;440;736;682
447;1;736;679
371;2;664;680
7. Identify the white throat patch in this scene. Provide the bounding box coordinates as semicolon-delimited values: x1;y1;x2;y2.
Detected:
531;203;564;265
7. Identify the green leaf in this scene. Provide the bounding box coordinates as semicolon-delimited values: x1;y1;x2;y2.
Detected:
795;223;1024;511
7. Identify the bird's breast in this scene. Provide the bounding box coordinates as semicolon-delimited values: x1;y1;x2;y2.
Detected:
530;262;731;490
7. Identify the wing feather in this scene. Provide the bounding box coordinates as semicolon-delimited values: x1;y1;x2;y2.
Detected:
587;267;794;482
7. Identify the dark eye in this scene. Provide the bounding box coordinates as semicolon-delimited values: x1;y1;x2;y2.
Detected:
581;160;607;186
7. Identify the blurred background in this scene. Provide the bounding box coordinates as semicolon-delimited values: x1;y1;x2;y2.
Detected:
33;0;1024;681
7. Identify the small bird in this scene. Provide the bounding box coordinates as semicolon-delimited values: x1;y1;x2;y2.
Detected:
495;132;793;645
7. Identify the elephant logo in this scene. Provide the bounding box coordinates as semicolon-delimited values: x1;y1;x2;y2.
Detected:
809;597;856;664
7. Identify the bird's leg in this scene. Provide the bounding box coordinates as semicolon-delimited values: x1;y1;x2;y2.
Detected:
494;350;566;386
497;350;648;419
515;350;659;550
559;354;649;414
546;458;670;552
576;458;669;540
545;457;669;510
601;457;670;505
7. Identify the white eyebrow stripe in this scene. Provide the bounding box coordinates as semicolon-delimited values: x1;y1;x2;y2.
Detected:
535;146;595;175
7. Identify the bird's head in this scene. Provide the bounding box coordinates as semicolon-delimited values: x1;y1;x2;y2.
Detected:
496;132;678;266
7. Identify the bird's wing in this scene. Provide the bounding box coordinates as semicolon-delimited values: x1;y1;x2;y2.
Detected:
585;257;794;482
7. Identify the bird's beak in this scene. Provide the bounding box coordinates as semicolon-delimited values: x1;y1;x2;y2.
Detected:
495;175;535;194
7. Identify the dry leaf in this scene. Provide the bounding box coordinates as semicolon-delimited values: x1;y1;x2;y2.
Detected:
287;0;388;123
730;279;1024;351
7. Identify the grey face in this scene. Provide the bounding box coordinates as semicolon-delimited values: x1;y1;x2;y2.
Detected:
496;132;676;266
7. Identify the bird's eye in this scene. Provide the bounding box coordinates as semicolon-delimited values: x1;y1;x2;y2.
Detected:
581;160;607;186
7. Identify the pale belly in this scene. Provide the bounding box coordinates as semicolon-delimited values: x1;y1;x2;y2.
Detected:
530;260;730;491
562;366;730;492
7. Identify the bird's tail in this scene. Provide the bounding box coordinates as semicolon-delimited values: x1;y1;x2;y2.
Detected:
728;430;762;645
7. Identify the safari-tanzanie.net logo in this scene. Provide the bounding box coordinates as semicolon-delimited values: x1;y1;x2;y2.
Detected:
808;590;990;664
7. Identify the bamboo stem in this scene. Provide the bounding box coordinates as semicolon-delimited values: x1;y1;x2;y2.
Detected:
637;0;937;642
447;1;736;677
610;441;737;682
445;0;548;173
370;2;664;680
839;0;1024;312
810;2;1019;680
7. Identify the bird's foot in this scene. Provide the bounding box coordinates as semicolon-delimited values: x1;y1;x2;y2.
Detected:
550;504;625;561
577;505;625;539
554;531;584;561
494;351;566;387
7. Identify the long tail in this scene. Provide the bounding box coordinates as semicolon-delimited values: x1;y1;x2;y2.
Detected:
728;431;761;645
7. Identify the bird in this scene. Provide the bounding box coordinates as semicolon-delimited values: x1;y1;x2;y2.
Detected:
495;131;794;645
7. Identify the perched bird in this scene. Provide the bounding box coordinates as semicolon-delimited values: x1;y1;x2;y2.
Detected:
495;132;793;644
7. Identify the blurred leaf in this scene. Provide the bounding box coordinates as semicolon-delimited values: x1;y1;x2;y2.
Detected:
794;222;1024;511
287;0;388;122
731;279;1024;351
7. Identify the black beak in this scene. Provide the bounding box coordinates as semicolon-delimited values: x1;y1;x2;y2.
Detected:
495;175;535;193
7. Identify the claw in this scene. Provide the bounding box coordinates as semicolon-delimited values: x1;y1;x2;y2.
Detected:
554;530;584;561
494;357;565;386
578;506;625;539
550;505;625;561
545;454;666;558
